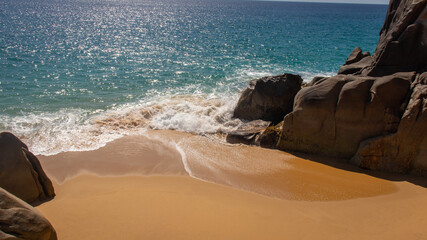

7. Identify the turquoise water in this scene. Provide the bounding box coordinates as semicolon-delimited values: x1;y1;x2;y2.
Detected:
0;0;387;154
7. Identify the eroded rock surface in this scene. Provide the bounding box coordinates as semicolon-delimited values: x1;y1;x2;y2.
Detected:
0;188;57;240
362;0;427;76
277;72;414;158
256;0;427;175
352;72;427;174
0;132;55;203
226;120;271;145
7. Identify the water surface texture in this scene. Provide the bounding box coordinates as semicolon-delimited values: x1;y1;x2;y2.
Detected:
0;0;387;154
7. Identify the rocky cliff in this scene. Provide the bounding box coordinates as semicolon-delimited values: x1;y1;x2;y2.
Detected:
233;0;426;175
276;0;427;175
363;0;427;76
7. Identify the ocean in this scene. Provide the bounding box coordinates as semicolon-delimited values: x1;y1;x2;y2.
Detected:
0;0;387;155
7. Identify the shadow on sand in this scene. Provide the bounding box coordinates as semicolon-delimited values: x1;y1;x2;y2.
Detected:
289;151;427;189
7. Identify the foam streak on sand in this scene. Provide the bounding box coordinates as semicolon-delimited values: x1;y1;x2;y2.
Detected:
174;142;193;177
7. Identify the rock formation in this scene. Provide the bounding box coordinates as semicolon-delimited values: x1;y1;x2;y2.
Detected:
351;72;427;175
233;73;302;123
277;72;415;158
234;0;427;175
362;0;427;76
226;120;271;145
0;187;57;240
0;132;55;203
338;47;372;75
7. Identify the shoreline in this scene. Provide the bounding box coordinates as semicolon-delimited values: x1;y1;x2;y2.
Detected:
34;130;427;239
1;0;425;239
38;130;401;201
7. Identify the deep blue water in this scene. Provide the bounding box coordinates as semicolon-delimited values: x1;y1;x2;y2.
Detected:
0;0;387;154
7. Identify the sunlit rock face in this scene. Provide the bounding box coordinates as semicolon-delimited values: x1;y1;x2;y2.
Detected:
278;72;414;158
351;72;427;175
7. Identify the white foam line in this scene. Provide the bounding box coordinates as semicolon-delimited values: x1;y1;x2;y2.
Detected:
174;141;193;177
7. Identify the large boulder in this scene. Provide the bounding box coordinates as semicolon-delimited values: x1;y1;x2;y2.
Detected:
233;73;302;123
0;187;57;240
277;72;415;158
351;72;427;175
361;0;427;76
0;132;55;204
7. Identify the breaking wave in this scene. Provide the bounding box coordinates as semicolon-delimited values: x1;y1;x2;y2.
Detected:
0;93;244;155
0;68;335;156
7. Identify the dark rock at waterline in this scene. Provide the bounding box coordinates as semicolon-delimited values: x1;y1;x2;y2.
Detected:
277;72;414;158
0;187;57;240
257;123;282;149
226;120;271;145
233;73;302;123
0;132;55;204
351;72;427;175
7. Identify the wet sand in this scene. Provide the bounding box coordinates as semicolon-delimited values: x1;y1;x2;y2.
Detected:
36;130;427;239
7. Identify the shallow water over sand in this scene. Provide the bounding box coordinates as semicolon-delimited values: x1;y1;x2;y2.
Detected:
39;130;398;201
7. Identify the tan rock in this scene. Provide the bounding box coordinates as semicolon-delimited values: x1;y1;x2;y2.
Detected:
352;72;427;175
278;72;414;158
338;55;372;75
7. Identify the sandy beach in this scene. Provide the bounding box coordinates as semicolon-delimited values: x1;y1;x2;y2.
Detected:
36;130;427;240
1;0;426;239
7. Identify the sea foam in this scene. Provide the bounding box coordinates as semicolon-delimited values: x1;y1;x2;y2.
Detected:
1;93;243;155
0;68;337;156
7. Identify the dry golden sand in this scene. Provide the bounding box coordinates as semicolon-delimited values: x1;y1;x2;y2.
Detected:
36;130;427;240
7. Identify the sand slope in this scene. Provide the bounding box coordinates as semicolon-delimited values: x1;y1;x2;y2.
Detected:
36;130;427;239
